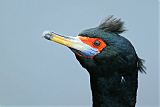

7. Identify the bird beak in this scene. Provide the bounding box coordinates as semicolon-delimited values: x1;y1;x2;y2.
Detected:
43;31;99;58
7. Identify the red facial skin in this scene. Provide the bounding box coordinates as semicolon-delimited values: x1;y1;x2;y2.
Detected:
77;36;107;58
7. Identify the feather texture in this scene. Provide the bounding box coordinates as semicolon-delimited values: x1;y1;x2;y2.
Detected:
98;16;126;34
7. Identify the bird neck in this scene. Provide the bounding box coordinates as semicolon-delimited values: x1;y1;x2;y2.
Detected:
89;71;138;107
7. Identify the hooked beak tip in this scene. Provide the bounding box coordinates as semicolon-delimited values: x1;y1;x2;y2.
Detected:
44;34;51;40
43;31;52;40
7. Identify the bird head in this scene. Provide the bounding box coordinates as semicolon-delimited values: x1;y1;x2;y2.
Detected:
43;16;145;75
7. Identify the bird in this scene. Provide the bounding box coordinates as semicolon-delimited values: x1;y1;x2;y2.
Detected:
43;16;145;107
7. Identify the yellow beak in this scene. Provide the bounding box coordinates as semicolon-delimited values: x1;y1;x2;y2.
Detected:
43;31;99;57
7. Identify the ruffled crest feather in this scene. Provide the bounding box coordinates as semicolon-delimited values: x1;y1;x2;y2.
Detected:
98;16;126;34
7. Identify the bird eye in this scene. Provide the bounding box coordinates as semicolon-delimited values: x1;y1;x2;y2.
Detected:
94;40;101;46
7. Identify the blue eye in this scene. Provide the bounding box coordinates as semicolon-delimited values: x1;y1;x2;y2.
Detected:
94;40;101;46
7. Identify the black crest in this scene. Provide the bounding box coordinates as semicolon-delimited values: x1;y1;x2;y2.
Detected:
98;16;126;34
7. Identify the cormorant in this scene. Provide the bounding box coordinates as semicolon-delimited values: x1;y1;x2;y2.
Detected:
43;16;145;107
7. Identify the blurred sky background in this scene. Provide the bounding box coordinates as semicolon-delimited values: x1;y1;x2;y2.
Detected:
0;0;159;107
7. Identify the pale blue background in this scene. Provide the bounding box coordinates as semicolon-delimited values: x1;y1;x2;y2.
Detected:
0;0;159;107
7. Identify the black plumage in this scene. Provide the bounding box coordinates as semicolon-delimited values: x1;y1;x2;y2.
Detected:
75;17;145;107
43;16;145;107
